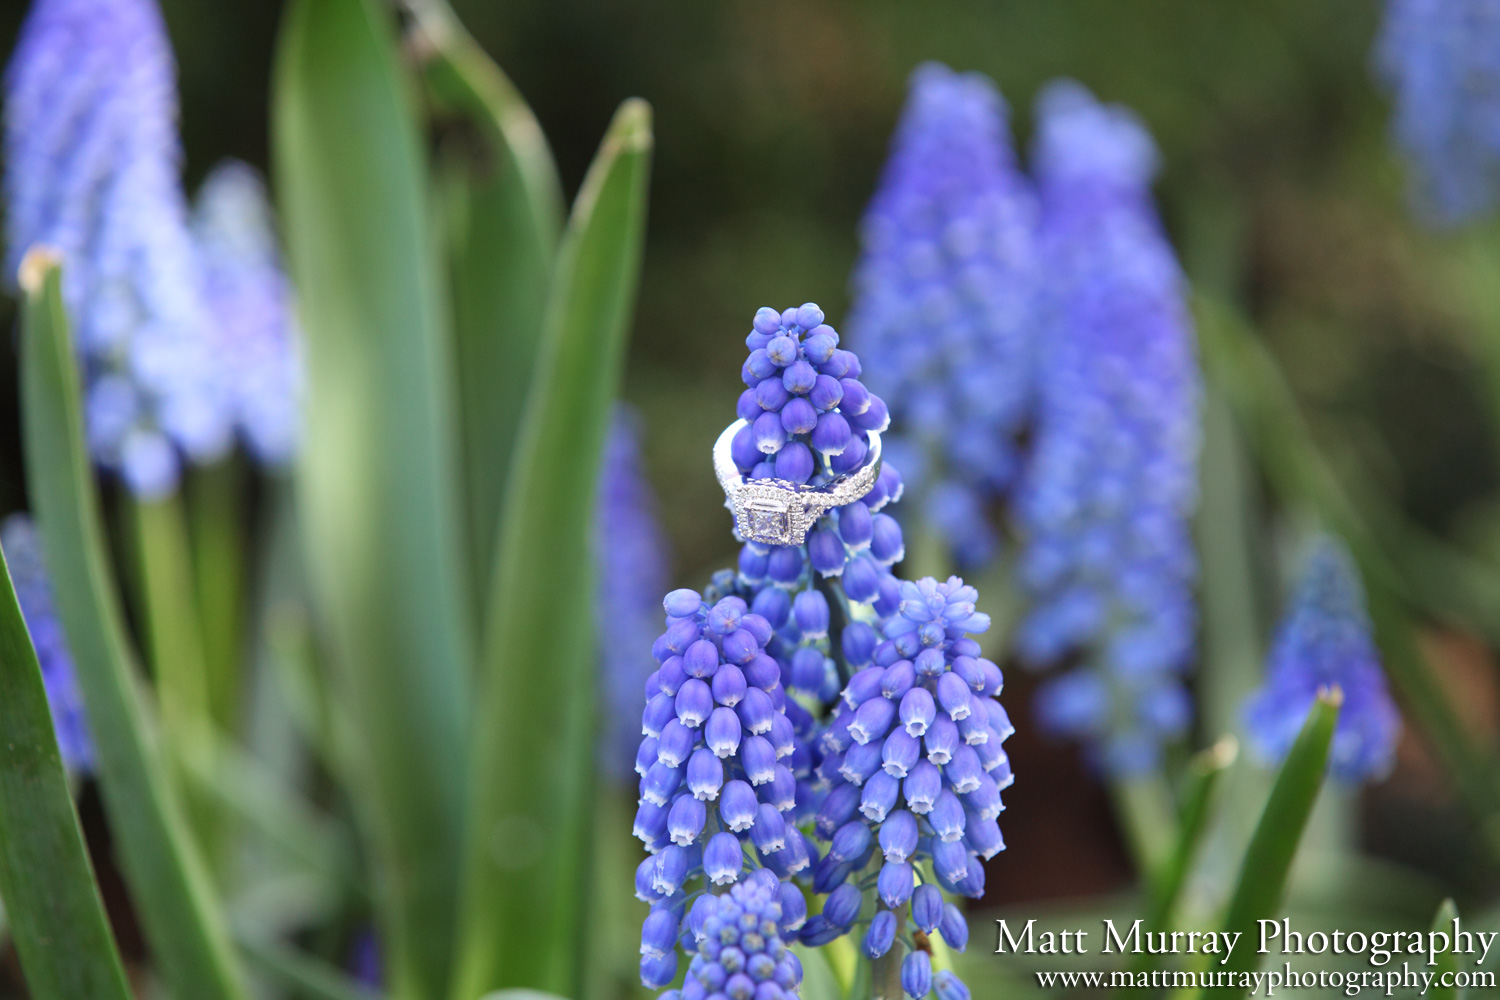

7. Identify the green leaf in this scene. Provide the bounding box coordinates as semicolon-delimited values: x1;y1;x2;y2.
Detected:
18;253;247;1000
238;936;381;1000
273;0;473;996
0;516;131;999
452;98;652;999
406;0;565;603
1215;690;1339;980
791;945;845;1000
1131;739;1237;974
1429;899;1464;1000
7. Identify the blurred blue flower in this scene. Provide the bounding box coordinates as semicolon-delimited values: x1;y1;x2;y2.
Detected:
597;406;670;781
5;0;229;497
192;159;302;465
1375;0;1500;226
848;62;1038;569
1016;80;1201;775
655;871;803;1000
2;515;92;772
1244;538;1401;783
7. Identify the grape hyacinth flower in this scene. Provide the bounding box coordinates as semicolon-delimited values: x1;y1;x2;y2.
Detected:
598;407;670;780
192;159;302;465
5;0;228;497
805;575;1007;1000
656;871;803;1000
1;515;92;772
848;62;1037;568
1375;0;1500;226
1244;538;1401;783
1016;81;1201;774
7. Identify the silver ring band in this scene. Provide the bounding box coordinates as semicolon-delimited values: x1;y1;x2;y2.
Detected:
713;419;883;546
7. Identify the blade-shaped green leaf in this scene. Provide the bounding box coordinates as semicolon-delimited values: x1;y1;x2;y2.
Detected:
452;98;652;1000
1215;691;1339;981
273;0;472;996
18;253;247;1000
1429;899;1464;1000
0;522;131;1000
405;0;565;603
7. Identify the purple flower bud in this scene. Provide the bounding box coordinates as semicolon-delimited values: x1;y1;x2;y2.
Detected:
788;647;827;692
965;773;1003;820
804;328;839;364
864;909;897;959
643;692;675;738
813;854;852;894
755;376;791;414
750;803;788;853
925;714;959;764
850;395;890;433
881;660;917;700
796;303;825;329
763;765;797;812
642;761;684;806
901;951;932;999
751;587;791;629
658;719;695;767
779;882;808;933
816;782;861;838
849;696;897;745
844;666;886;708
812;411;853;456
932;838;969;888
930;789;966;842
766;335;799;367
912;883;944;933
774;441;815;483
882;727;922;778
768;713;797;758
809;373;844;411
901;687;937;736
791;590;830;639
904;760;942;814
776;827;811;875
634;800;669;847
937;672;974;721
766;546;804;583
940;903;969;952
664;588;702;618
687;748;724;800
668;794;707;846
965;812;1005;859
829;820;872;862
946;744;984;793
640;951;678;989
843;554;881;602
780;395;818;434
744;653;780;690
753;307;782;334
711;663;747;706
687;641;720;680
635;738;659;776
737;388;761;422
738;544;770;581
653;844;691;895
730;422;761;472
676;679;713;728
808;528;845;577
843;622;878;667
736;687;775;734
705;707;742;758
878;861;915;908
635;854;663;902
860;770;901;822
720;780;758;831
839;738;883;785
935;970;971;1000
752;411;786;454
880;810;920;862
782;360;818;395
839;502;873;551
824;883;862;929
914;647;945;677
870;514;906;565
799;914;841;947
740;735;777;785
704;832;743;885
656;657;685;696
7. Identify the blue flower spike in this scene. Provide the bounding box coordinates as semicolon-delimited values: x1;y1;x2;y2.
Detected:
849;62;1038;569
1017;80;1200;776
1244;537;1401;783
657;872;804;1000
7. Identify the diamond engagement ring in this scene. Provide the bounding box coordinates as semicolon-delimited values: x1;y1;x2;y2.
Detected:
713;419;883;546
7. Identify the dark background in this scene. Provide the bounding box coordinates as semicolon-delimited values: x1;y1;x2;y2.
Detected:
1;0;1496;937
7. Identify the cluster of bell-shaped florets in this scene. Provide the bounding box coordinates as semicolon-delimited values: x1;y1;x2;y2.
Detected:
634;588;812;989
655;871;804;1000
848;62;1038;570
1243;537;1401;784
1014;80;1200;776
801;577;1008;998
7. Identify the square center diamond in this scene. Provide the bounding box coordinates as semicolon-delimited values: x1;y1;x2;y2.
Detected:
744;498;792;543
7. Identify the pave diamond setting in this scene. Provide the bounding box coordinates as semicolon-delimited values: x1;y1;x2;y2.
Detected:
713;419;883;546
